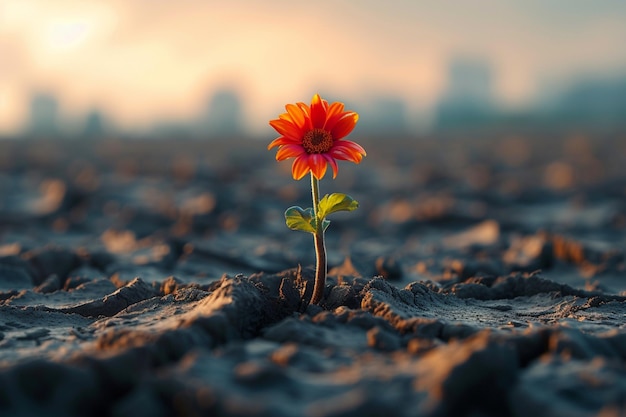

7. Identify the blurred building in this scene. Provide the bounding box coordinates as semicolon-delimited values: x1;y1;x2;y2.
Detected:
200;88;244;138
82;109;107;139
27;92;60;137
546;76;626;129
434;57;495;129
358;95;410;137
150;119;194;139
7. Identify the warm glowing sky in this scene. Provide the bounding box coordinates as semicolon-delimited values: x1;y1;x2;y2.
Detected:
1;0;626;134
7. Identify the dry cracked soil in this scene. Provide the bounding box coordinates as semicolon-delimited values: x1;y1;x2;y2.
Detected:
0;133;625;417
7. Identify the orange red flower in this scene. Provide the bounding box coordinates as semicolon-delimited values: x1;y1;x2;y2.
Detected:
268;94;366;180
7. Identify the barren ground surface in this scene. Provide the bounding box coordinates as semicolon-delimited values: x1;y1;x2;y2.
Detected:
0;134;625;417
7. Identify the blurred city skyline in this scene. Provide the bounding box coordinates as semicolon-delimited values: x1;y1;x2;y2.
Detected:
2;0;626;137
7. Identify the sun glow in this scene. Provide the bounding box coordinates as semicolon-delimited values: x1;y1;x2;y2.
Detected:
44;20;91;51
0;0;625;135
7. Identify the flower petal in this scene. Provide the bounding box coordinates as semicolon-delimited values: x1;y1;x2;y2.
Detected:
323;102;345;130
269;118;303;142
268;136;299;150
310;94;327;129
324;154;339;179
291;154;311;180
296;102;310;117
285;104;306;129
330;112;359;140
325;110;350;133
335;139;367;156
309;154;327;179
329;148;356;161
330;140;366;163
276;144;305;161
297;102;313;130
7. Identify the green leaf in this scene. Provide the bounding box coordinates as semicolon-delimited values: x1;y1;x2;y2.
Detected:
317;193;359;219
322;219;331;232
284;206;316;233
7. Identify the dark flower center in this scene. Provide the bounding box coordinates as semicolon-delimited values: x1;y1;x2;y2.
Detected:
302;128;333;154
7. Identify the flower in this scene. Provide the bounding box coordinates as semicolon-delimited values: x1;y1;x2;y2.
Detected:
268;94;366;180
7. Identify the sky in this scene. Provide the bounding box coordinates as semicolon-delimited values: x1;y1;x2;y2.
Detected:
1;0;626;135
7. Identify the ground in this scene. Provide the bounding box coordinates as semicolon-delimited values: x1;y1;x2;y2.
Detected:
0;133;625;416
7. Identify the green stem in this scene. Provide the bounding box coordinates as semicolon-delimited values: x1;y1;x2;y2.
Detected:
310;172;326;305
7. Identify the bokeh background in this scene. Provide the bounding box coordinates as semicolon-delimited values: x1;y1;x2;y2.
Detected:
2;0;626;139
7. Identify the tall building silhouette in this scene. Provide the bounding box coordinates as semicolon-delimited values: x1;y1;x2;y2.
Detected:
551;77;626;128
435;57;495;129
82;109;107;139
201;88;244;137
358;95;409;136
28;92;60;137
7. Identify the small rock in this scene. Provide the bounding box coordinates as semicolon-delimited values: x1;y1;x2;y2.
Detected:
367;326;401;351
34;274;62;294
17;328;50;341
375;256;403;281
22;246;81;285
0;264;34;291
160;276;184;295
